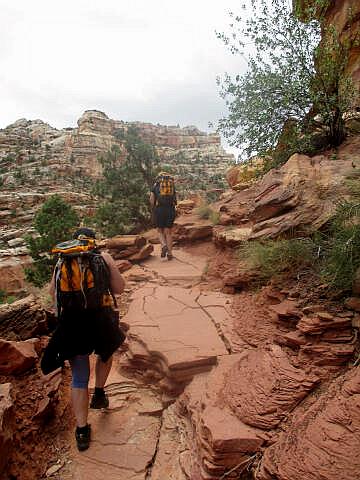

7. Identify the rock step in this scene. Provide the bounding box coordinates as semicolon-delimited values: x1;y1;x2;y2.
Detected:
121;285;229;396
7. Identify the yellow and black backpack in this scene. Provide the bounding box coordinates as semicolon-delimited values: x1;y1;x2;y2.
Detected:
52;237;114;312
156;173;175;206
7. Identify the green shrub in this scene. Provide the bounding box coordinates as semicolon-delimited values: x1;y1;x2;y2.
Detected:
0;289;16;305
0;289;6;303
195;204;213;219
25;195;79;287
346;170;360;199
321;202;360;291
239;238;317;281
209;210;220;225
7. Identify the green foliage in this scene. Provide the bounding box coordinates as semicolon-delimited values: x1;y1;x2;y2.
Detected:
346;170;360;198
25;195;79;287
217;0;358;163
321;202;360;291
195;204;220;224
239;238;317;282
0;290;17;305
94;127;161;236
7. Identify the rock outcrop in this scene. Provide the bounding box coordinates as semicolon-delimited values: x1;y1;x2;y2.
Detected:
258;365;360;480
0;295;54;341
219;136;360;239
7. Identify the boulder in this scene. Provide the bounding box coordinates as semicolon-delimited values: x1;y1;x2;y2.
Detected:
213;226;252;247
0;255;32;294
0;338;38;375
0;295;51;341
173;214;213;242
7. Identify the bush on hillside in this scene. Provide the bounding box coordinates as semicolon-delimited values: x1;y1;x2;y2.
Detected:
238;238;317;282
195;204;220;224
25;195;79;287
321;202;360;291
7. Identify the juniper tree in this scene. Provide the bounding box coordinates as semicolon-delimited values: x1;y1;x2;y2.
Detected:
94;127;161;237
26;195;79;287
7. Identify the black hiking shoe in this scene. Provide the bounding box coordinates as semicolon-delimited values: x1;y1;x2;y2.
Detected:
161;245;168;258
167;252;173;260
90;392;109;409
75;424;91;451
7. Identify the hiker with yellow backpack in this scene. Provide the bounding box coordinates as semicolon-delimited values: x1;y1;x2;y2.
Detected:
41;227;125;452
150;171;177;260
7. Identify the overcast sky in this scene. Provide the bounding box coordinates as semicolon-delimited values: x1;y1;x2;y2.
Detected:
1;0;247;155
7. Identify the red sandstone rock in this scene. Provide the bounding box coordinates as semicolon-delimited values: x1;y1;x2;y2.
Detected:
345;297;360;312
128;242;154;261
121;285;228;395
0;338;38;375
217;138;360;239
269;299;301;322
33;370;62;422
224;346;319;430
173;214;213;242
274;330;307;348
258;366;360;480
297;315;352;335
299;341;356;366
0;295;50;341
177;354;264;479
114;259;132;273
0;383;14;474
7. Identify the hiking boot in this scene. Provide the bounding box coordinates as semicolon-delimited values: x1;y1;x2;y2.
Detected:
161;245;168;258
167;252;173;261
75;424;91;451
90;392;109;409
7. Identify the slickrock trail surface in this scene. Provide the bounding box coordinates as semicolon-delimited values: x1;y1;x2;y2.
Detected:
44;244;360;480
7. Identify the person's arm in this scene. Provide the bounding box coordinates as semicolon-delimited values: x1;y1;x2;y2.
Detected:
102;252;125;295
149;191;156;209
49;270;56;301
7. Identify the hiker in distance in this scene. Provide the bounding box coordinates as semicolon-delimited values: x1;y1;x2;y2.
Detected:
42;227;125;451
150;171;177;260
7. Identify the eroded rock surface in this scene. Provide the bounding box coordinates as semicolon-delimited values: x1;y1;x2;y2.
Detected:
0;295;52;341
258;366;360;480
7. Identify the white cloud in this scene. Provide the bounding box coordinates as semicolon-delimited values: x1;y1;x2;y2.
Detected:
0;0;246;157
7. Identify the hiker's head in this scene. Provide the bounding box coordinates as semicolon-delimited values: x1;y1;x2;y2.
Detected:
73;227;96;240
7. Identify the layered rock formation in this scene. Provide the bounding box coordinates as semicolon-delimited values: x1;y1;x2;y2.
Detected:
258;365;360;480
0;110;234;235
218;136;360;241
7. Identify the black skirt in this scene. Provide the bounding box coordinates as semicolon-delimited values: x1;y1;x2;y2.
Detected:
41;307;126;374
153;205;176;228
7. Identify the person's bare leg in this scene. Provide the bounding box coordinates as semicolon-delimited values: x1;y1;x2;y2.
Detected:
72;387;89;427
157;228;166;248
164;227;173;256
95;355;113;388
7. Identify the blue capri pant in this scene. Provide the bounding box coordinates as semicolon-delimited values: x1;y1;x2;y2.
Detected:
69;355;90;389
